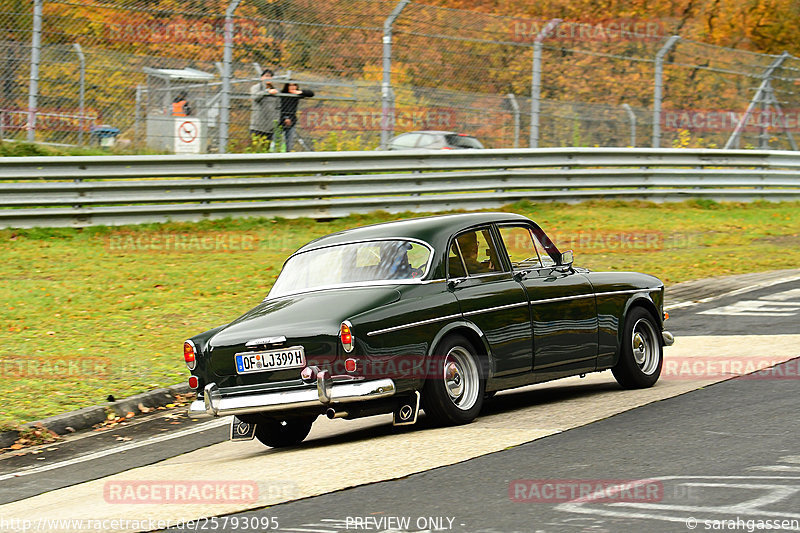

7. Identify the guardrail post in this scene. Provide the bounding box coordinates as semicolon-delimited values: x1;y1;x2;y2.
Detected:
26;0;43;143
652;35;680;148
218;0;241;154
73;44;86;145
621;103;636;147
530;19;561;148
380;0;411;150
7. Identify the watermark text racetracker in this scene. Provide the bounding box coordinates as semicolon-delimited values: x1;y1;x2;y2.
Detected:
103;479;295;504
509;479;664;503
663;357;800;381
547;231;702;253
512;18;665;43
105;232;301;253
0;355;110;379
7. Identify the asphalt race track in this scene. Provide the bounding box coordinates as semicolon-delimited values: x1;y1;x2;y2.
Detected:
0;277;798;533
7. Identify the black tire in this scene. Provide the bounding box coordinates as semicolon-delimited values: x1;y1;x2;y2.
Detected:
612;307;663;389
423;334;485;425
253;416;315;448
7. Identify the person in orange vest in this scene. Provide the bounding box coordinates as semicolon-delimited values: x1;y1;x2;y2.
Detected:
172;93;192;117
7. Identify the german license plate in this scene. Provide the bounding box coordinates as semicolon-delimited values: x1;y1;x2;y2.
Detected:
234;346;305;375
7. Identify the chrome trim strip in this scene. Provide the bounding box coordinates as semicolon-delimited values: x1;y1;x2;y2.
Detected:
463;301;528;316
367;313;462;337
366;287;658;337
530;288;653;306
596;288;657;297
530;293;595;305
188;378;397;418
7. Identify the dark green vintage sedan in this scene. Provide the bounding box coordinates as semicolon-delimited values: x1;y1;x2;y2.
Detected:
186;213;673;448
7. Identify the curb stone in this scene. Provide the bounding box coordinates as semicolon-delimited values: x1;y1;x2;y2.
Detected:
0;430;20;449
0;382;190;450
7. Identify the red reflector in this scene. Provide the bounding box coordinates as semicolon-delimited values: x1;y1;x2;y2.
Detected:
188;376;199;389
345;358;357;373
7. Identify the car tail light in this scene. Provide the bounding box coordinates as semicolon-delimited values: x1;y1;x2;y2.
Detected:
188;376;199;389
184;340;197;370
664;311;669;320
345;358;357;373
340;321;354;353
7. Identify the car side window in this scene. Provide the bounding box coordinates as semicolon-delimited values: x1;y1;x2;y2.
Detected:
416;134;436;148
389;133;421;149
498;225;541;268
448;242;466;278
454;229;502;276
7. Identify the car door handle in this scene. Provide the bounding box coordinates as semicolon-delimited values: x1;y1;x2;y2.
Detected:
513;269;530;281
448;278;466;290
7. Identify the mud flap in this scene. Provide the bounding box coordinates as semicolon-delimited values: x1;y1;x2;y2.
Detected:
393;391;421;426
230;416;257;441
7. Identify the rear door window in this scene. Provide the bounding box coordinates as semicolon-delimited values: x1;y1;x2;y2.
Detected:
444;134;483;149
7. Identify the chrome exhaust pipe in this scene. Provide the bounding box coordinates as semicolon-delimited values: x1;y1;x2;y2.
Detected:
326;408;349;419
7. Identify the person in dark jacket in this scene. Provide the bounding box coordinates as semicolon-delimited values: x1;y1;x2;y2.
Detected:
249;69;279;145
279;82;314;151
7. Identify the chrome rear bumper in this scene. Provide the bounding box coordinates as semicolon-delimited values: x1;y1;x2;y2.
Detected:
188;371;396;418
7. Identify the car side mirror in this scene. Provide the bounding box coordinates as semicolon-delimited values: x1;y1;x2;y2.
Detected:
560;250;574;267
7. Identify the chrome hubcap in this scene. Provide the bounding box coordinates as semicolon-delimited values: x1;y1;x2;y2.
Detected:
631;319;659;375
443;346;480;410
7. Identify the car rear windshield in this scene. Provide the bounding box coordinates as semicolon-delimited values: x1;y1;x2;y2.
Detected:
269;240;432;298
444;134;483;149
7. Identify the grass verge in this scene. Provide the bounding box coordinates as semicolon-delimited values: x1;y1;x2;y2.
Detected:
1;199;798;425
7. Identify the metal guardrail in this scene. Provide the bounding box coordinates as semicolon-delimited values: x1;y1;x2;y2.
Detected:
1;148;799;228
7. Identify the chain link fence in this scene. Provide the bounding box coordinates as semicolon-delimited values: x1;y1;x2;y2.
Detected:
1;0;799;153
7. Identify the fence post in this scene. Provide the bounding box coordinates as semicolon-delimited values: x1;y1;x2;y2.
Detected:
380;0;411;150
507;94;520;148
73;44;86;145
621;103;636;147
27;0;43;143
219;0;241;154
724;52;790;150
652;35;680;148
530;19;561;148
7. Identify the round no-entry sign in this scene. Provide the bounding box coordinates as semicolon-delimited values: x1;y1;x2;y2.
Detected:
178;120;198;143
174;118;202;153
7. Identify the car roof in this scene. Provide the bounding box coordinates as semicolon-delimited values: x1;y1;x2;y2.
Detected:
296;212;531;253
393;130;474;135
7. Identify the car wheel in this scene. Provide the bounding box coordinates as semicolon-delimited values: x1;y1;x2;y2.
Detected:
612;307;663;389
423;334;485;425
254;416;315;448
